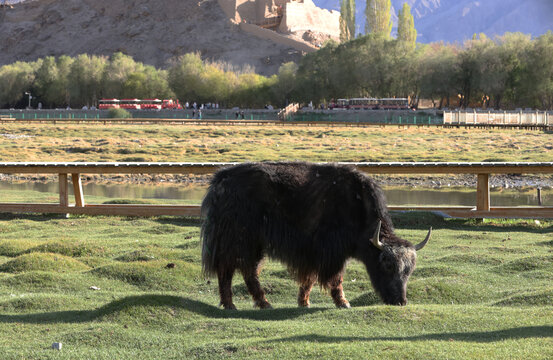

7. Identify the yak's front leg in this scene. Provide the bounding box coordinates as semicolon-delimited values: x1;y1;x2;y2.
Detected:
241;262;272;309
328;274;351;308
297;275;316;308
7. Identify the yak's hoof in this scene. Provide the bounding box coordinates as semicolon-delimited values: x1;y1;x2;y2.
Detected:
336;302;351;309
298;301;310;308
221;303;237;310
256;301;273;310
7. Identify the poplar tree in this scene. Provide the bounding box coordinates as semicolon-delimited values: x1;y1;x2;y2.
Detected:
365;0;392;38
340;0;355;42
397;2;417;49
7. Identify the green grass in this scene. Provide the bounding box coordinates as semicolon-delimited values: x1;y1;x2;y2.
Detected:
1;122;553;358
1;124;553;163
0;212;551;359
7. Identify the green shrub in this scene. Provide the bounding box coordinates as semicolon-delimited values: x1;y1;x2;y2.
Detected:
108;108;132;119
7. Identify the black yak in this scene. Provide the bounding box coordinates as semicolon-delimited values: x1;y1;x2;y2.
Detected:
201;162;431;309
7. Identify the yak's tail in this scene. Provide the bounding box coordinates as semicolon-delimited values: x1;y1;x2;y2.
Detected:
200;183;219;277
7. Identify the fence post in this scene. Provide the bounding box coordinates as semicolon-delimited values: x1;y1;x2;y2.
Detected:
59;174;69;207
476;174;490;212
72;174;85;207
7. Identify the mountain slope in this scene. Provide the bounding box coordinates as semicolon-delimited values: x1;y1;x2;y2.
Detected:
0;0;302;74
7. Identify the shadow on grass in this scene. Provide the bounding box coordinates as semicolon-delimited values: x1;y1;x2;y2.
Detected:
0;213;67;222
390;211;553;234
264;326;553;343
0;294;325;324
152;216;202;227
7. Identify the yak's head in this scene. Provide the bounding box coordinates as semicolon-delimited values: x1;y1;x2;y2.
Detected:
367;221;431;306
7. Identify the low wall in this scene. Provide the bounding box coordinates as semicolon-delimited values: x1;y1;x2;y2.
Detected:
0;109;280;120
291;109;443;124
239;22;317;53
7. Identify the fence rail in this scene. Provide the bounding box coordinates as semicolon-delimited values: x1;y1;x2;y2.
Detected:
1;162;553;218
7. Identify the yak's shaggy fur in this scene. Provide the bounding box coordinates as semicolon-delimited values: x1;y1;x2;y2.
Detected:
201;162;427;309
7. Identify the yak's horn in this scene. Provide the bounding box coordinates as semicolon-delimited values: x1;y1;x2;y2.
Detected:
415;227;432;251
371;220;384;250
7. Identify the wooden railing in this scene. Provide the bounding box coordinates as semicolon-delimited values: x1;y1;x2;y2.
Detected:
278;103;300;120
1;162;553;218
444;110;551;127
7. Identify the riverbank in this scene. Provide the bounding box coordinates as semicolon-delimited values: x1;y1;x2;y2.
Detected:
1;172;552;190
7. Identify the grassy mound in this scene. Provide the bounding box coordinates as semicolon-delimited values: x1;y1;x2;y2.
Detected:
494;289;553;306
116;250;157;262
0;239;42;257
493;256;553;274
0;253;90;273
0;293;90;312
89;260;200;290
24;242;102;257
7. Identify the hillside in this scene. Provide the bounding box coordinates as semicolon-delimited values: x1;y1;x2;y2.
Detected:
0;0;302;75
314;0;553;43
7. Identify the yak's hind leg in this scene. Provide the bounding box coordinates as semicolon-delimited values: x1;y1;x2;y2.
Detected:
241;262;272;309
217;265;236;310
297;275;316;308
328;274;351;309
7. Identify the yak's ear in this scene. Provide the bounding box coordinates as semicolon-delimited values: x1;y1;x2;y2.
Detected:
370;220;384;250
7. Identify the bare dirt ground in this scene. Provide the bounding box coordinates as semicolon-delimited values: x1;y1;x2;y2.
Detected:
0;0;302;75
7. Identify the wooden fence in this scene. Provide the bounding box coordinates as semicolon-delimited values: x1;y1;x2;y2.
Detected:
1;162;553;218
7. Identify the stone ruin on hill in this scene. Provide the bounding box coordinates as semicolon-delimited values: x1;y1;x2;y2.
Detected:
218;0;340;51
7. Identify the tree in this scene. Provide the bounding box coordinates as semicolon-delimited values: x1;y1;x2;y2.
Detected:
0;61;37;108
339;0;355;42
418;43;460;108
168;53;206;103
397;2;416;50
67;54;106;107
272;62;298;107
520;31;553;109
33;56;60;108
102;52;139;98
365;0;392;38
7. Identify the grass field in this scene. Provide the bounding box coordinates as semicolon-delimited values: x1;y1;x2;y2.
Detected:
1;124;553;162
0;212;551;359
0;123;552;358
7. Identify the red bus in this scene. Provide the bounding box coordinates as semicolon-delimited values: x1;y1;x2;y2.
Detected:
98;99;120;110
329;98;410;110
119;99;141;110
98;98;183;110
141;99;162;110
162;99;182;110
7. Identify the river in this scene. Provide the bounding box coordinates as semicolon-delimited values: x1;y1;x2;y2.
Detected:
0;181;549;207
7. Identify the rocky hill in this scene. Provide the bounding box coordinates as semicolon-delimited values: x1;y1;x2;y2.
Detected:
0;0;302;75
314;0;553;43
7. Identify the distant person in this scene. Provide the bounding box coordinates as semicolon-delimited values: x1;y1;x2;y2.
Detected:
198;109;202;119
82;105;88;110
235;110;239;119
240;111;245;119
38;102;42;110
185;101;189;109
